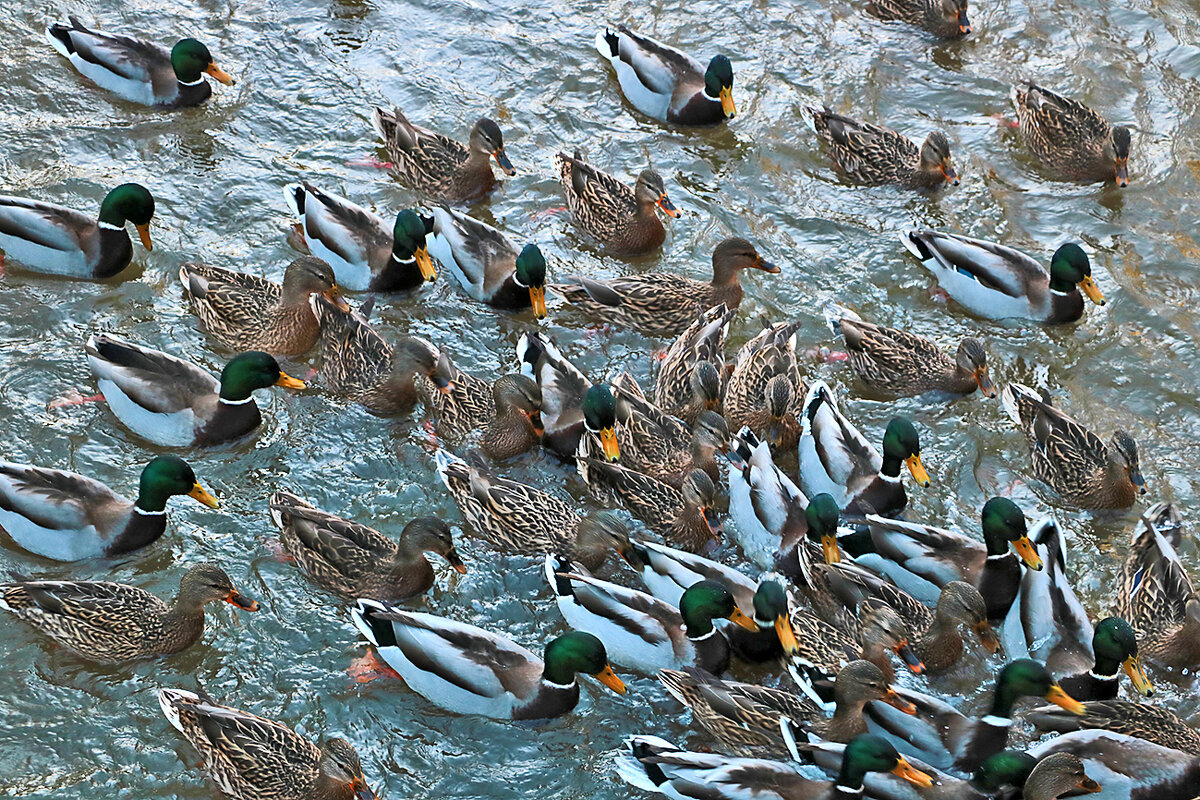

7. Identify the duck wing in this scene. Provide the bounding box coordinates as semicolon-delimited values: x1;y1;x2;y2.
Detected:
430;205;518;298
85;334;218;414
0;462;123;532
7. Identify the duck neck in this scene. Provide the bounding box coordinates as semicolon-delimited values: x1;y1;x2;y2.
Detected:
986;682;1019;723
541;661;578;689
834;760;869;795
879;454;903;480
135;485;175;514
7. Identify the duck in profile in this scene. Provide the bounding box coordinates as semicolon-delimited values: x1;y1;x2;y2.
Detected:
555;150;679;254
1011;82;1131;187
807;107;959;189
868;0;971;38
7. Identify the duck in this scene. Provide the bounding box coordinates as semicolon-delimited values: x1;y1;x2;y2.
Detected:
1011;83;1131;186
1001;383;1145;509
2;563;257;662
350;599;626;720
0;184;154;279
554;150;678;254
371;108;514;205
626;537;758;615
727;426;808;569
283;182;435;292
867;0;971;38
1029;729;1200;800
551;239;778;338
46;17;234;108
825;306;994;398
774;494;865;632
806;107;958;189
1057;617;1154;701
159;688;377;800
427;368;543;458
84;334;306;447
0;455;218;561
578;462;720;552
180;256;349;358
652;304;732;423
724;578;802;663
425;205;547;317
724;320;806;451
900;231;1105;324
594;25;735;126
268;491;466;602
1027;701;1200;756
798;381;930;516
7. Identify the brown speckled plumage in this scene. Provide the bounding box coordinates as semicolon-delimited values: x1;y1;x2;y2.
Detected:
653;304;732;423
808;106;958;189
555;150;674;254
1011;83;1131;185
578;462;718;552
869;0;971;38
724;320;805;450
1028;700;1200;756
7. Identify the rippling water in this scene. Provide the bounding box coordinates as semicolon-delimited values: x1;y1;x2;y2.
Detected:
2;0;1200;797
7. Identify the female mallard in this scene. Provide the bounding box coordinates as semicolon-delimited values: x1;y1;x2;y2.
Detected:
0;455;217;561
1028;701;1200;756
426;364;543;458
269;492;465;602
579;462;720;552
371;108;514;205
594;25;736;125
1056;617;1153;701
725;320;805;451
46;17;233;108
807;107;959;189
2;563;257;661
554;150;679;254
868;0;971;38
0;184;153;279
159;688;377;800
787;599;925;694
901;231;1105;324
551;238;778;337
426;205;547;317
284;183;435;292
350;599;625;720
180;256;349;358
1031;730;1199;798
653;304;732;423
1011;83;1131;186
85;334;305;447
1002;383;1145;509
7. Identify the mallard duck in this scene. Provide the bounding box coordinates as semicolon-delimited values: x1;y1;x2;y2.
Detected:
653;304;732;423
84;334;305;447
554;150;678;254
900;231;1105;324
1030;730;1199;799
351;599;625;719
420;350;543;455
594;25;735;125
775;495;864;633
284;183;435;292
727;427;808;569
724;579;802;663
2;563;256;661
434;449;634;570
807;107;959;189
180;256;349;358
1056;617;1153;701
625;537;758;616
1002;383;1145;509
159;688;377;800
371;108;514;205
1027;701;1200;756
551;239;778;337
798;381;930;516
0;184;153;279
0;456;218;561
269;492;465;602
1011;83;1131;186
725;320;805;450
867;0;971;38
46;17;233;108
825;307;994;398
579;462;720;552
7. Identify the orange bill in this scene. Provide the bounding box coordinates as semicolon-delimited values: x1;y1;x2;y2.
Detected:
275;371;307;390
416;246;437;282
884;688;917;715
445;548;468;575
657;193;680;218
323;287;351;312
352;776;379;800
728;606;759;632
205;63;236;85
975;368;996;398
1078;275;1105;305
188;482;220;509
493;148;516;176
774;615;800;655
594;664;627;694
719;86;737;118
1123;655;1154;697
1044;684;1086;715
892;757;934;788
225;589;259;611
1011;535;1043;571
895;640;925;674
529;286;548;320
905;454;931;487
135;222;153;250
599;427;620;462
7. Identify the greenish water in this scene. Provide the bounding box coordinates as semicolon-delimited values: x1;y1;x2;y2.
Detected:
1;0;1199;797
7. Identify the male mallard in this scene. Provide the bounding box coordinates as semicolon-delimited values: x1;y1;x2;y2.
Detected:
901;231;1105;324
1027;701;1200;756
579;462;720;552
0;184;153;279
85;334;305;447
1057;617;1153;701
46;17;233;108
724;579;802;663
371;108;514;205
284;183;435;292
725;320;805;450
2;563;256;662
1030;730;1199;798
807;107;959;189
653;304;732;423
727;427;808;569
625;537;757;616
594;25;735;126
868;0;971;38
350;600;625;720
426;205;547;317
0;455;218;561
1002;383;1145;509
1011;83;1131;186
159;688;377;800
554;150;678;254
425;366;543;458
180;256;349;358
551;238;778;337
269;492;465;602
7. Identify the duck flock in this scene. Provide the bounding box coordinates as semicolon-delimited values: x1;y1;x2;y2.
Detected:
0;4;1196;800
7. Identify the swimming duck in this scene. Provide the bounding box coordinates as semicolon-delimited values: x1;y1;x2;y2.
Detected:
652;304;732;423
159;688;377;800
0;455;218;561
1056;617;1153;701
594;25;735;126
1027;701;1200;756
84;334;305;447
269;492;465;602
626;537;758;615
371;108;514;205
901;231;1105;324
1030;730;1198;799
725;320;805;451
807;107;958;189
180;256;349;358
284;183;435;292
46;17;233;108
350;600;625;720
0;184;153;279
579;462;720;552
1011;83;1131;186
2;563;256;661
1002;383;1145;509
867;0;971;38
723;579;802;663
727;427;808;569
425;367;543;458
554;150;678;254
